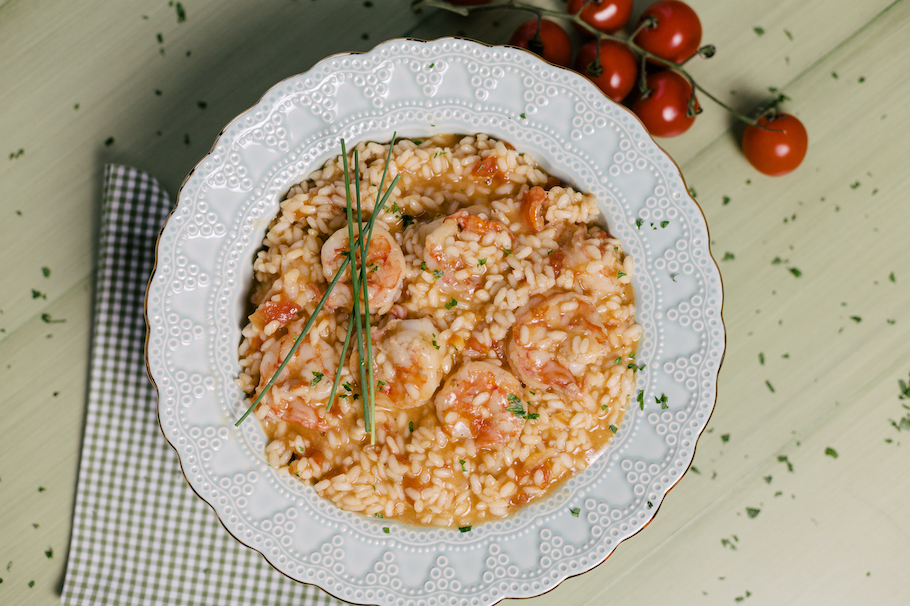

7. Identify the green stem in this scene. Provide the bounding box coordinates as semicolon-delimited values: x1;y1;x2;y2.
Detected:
235;150;401;427
325;136;399;418
325;319;355;412
416;0;772;128
343;146;370;437
353;152;376;445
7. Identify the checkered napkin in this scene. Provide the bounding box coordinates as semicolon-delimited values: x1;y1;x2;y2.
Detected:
61;165;340;606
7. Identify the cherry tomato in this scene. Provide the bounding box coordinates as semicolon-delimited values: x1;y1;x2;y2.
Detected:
633;0;702;64
566;0;633;35
574;40;638;102
741;113;808;176
632;70;698;137
508;19;572;68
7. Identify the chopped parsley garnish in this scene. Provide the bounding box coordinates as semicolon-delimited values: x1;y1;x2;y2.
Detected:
825;447;838;459
614;357;622;364
383;527;390;534
392;202;401;216
635;219;643;229
889;272;896;283
746;507;761;519
29;580;35;588
777;455;794;472
655;393;668;409
505;394;537;419
44;548;52;559
401;214;414;228
609;424;618;433
764;475;772;484
310;371;324;386
9;148;24;160
660;221;669;228
445;298;458;310
628;352;635;360
519;113;527;119
459;526;472;533
409;421;414;433
647;501;653;508
342;382;352;392
759;352;765;365
753;26;765;36
765;380;775;393
41;314;65;324
478;258;487;266
637;390;644;410
850;316;862;323
41;267;51;278
175;2;186;22
502;248;512;255
420;261;428;271
721;433;730;443
459;459;467;472
375;513;384;518
432;269;443;280
569;507;580;517
789;267;802;277
722;196;730;205
723;252;735;261
32;289;45;299
431;339;440;350
617;271;627;278
377;380;387;387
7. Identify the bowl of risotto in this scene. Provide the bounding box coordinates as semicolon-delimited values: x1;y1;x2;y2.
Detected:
147;38;724;606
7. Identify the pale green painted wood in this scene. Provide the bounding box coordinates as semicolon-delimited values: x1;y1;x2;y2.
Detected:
1;0;908;604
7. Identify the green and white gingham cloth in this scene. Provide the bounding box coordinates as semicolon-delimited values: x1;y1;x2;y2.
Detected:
61;165;341;606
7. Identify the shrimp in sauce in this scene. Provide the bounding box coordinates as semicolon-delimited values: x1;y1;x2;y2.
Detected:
423;208;512;295
371;318;445;409
548;224;630;302
321;222;406;314
256;326;340;431
434;361;526;448
507;293;610;400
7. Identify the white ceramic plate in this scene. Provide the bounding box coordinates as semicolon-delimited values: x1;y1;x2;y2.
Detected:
146;37;724;606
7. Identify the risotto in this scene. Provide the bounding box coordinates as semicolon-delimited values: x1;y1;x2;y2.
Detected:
235;134;641;528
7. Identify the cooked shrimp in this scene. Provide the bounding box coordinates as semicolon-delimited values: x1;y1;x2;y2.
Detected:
423;208;512;294
257;328;339;430
371;318;445;409
321;222;406;315
548;224;627;300
507;293;609;400
434;361;526;448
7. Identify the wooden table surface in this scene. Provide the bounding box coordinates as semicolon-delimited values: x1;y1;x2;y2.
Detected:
2;0;909;604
